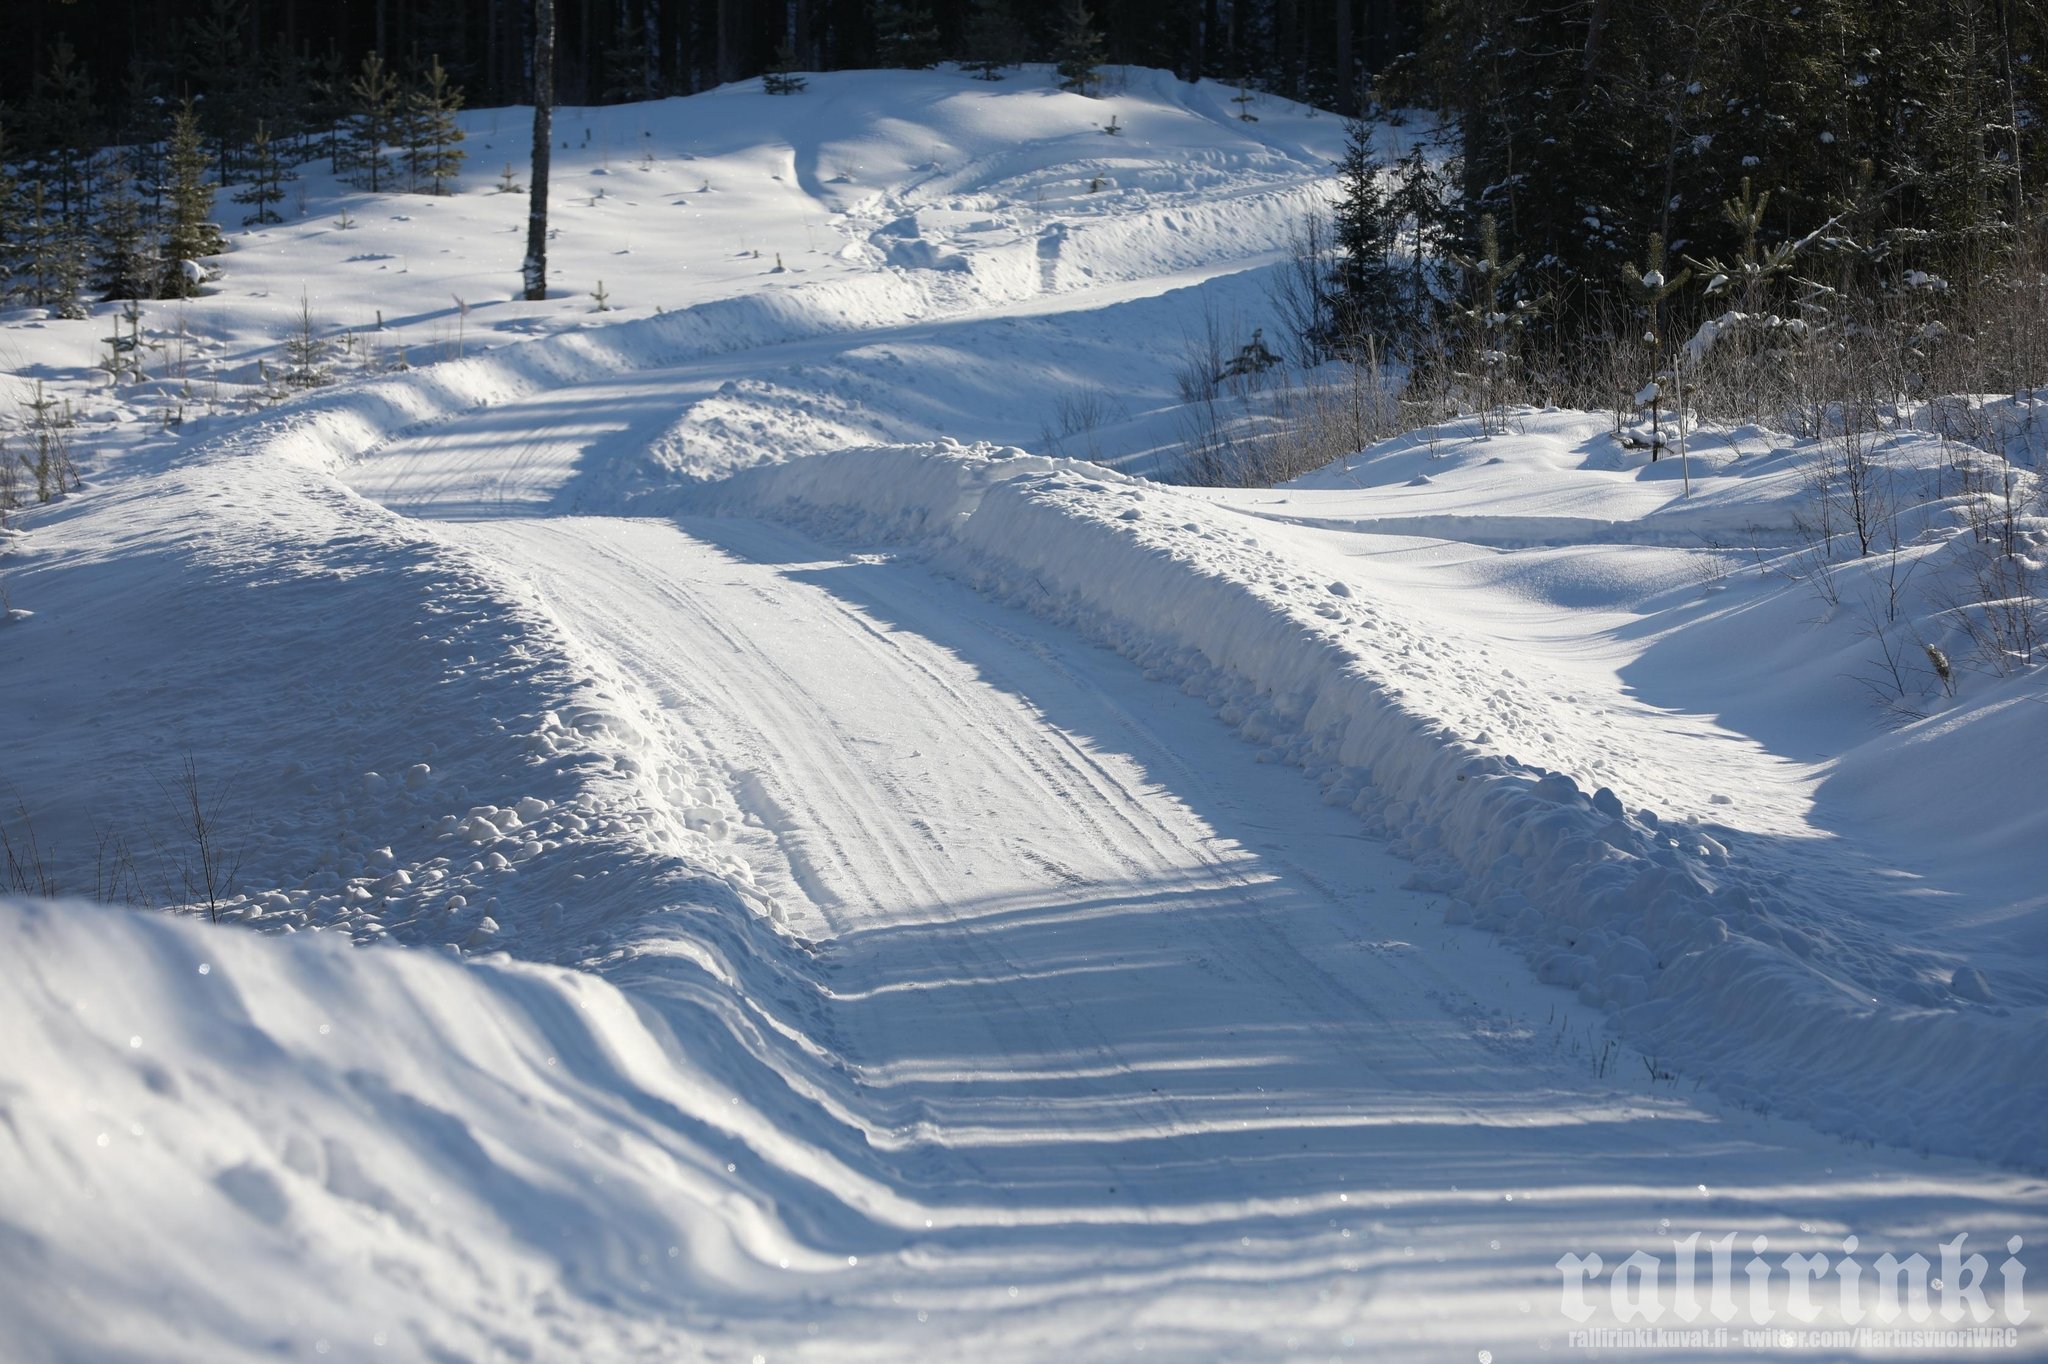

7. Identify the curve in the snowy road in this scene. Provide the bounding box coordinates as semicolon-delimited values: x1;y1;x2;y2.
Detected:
410;509;2047;1357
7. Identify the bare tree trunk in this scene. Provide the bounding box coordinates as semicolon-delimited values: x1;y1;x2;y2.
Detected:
523;0;555;301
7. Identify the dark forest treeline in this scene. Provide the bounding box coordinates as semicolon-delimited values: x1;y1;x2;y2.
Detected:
1;0;2044;374
1404;0;2048;335
0;0;1420;310
0;0;1418;120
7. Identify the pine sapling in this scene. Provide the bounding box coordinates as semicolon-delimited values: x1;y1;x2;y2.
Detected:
1622;233;1691;457
405;56;466;195
346;52;399;192
1448;215;1537;437
282;293;334;388
162;98;225;297
234;121;292;225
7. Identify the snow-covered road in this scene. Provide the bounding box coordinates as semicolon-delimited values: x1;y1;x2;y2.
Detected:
417;510;2045;1356
6;65;2041;1360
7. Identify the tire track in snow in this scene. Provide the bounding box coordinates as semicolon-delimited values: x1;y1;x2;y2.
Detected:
451;517;1208;1196
456;514;1624;1177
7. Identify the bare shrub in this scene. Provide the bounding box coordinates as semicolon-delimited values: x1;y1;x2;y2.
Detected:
1040;384;1127;463
152;756;243;923
1;800;58;897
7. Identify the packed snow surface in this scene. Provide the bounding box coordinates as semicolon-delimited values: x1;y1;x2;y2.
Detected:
2;67;2044;1361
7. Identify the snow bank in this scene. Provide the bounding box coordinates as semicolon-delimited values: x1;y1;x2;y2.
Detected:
0;389;786;962
723;443;2047;1168
0;895;901;1364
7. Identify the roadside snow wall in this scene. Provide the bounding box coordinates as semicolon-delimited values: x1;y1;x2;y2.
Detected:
723;442;2047;1169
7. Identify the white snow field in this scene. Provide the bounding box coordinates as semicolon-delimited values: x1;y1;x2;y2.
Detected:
2;68;2045;1362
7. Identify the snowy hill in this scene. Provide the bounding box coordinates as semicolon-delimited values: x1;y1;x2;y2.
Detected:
1;68;2044;1362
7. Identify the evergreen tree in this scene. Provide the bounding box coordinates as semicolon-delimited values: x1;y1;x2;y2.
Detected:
251;38;315;161
763;44;809;96
24;40;99;221
1621;233;1692;455
1416;0;1724;334
93;151;160;299
1447;213;1537;435
963;0;1027;81
402;57;466;195
184;0;254;184
0;126;21;303
162;97;224;297
233;121;291;224
1898;3;2020;284
601;5;656;105
307;47;351;175
346;51;400;192
1055;1;1107;96
1387;143;1450;341
281;293;335;388
876;1;944;71
114;55;171;172
1323;115;1401;355
1623;232;1691;355
1683;178;1797;317
1679;178;1815;418
22;183;88;318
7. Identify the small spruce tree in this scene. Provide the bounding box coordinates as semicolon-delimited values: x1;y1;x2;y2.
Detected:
1055;1;1106;96
251;37;313;164
25;40;99;220
94;151;160;299
763;44;808;96
234;121;292;225
1387;144;1450;344
1622;232;1692;456
1448;214;1537;437
185;0;255;185
1679;177;1812;416
282;293;335;388
307;47;351;174
403;57;466;194
346;52;400;192
1323;115;1401;357
162;98;226;298
22;183;89;318
114;56;170;185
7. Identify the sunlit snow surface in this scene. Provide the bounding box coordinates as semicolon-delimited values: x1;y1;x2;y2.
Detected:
1;66;2043;1362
